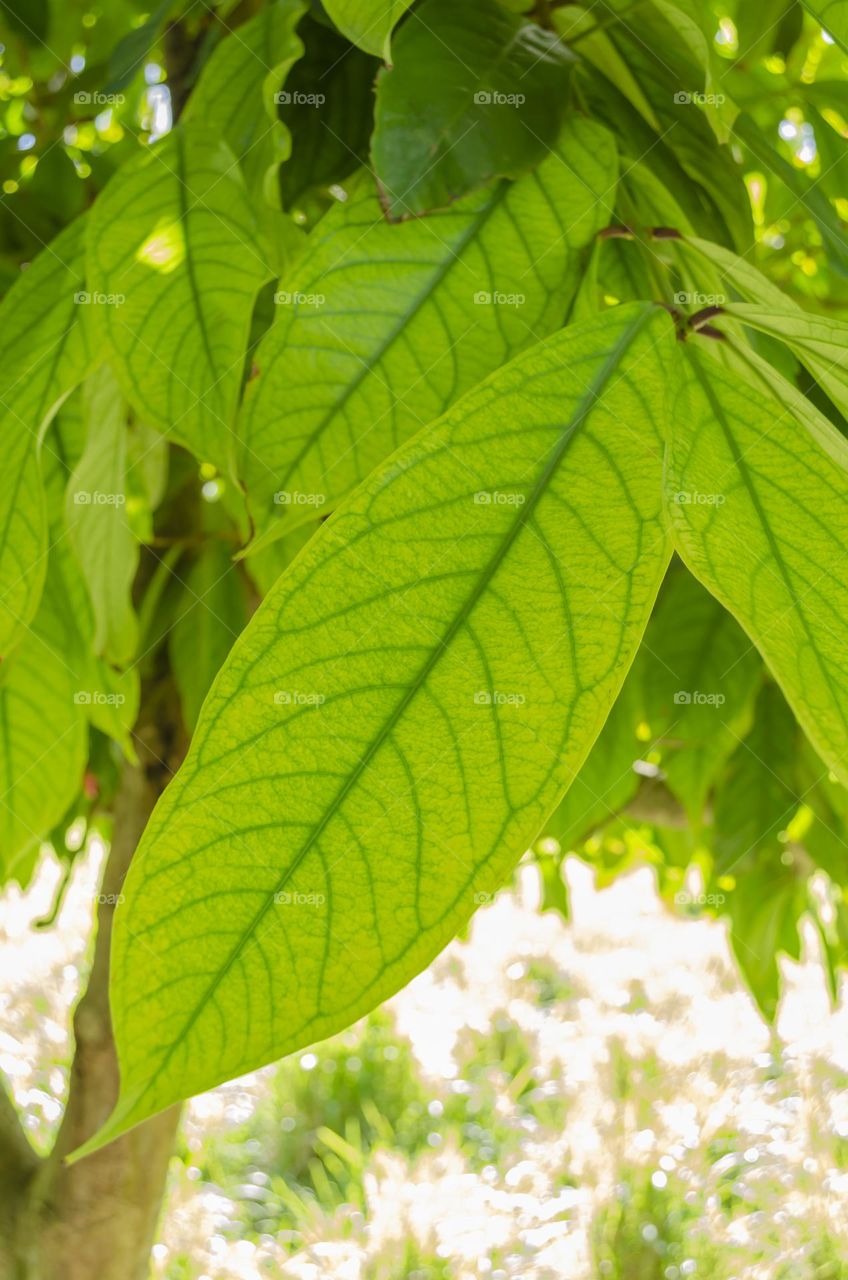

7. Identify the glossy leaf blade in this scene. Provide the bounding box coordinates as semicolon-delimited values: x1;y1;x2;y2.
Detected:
86;125;269;474
667;342;848;788
239;119;618;540
79;302;676;1153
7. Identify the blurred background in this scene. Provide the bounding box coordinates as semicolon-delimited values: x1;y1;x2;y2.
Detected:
4;839;848;1280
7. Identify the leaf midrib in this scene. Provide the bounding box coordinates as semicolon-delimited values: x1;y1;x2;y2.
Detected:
123;303;656;1115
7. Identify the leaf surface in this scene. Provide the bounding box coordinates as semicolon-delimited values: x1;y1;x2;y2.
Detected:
667;341;848;788
65;367;139;667
170;542;248;731
239;119;618;540
78;302;676;1152
86;126;269;474
0;216;99;656
371;0;573;218
322;0;413;56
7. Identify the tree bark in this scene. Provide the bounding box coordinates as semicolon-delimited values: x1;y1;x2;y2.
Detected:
4;735;182;1280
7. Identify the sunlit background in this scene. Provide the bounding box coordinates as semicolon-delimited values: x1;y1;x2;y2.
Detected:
3;840;847;1280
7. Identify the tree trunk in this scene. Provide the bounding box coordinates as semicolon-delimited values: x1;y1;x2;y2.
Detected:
4;739;182;1280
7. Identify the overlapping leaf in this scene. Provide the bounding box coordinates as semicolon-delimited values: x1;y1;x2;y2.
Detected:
77;302;676;1153
667;341;848;789
184;0;306;213
239;119;618;542
65;367;138;667
87;125;269;475
0;215;99;657
170;542;248;731
322;0;412;57
371;0;574;218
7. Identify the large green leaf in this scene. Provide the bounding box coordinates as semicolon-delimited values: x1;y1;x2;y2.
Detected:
322;0;413;56
667;341;848;789
0;215;99;657
239;118;617;542
65;367;138;667
76;302;676;1153
86;125;269;475
371;0;574;218
184;0;306;213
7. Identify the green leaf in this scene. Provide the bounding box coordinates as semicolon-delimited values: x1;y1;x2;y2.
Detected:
0;0;49;44
321;0;412;57
553;6;660;131
184;0;307;214
86;125;270;475
721;301;848;424
650;0;739;141
43;414;140;757
0;215;99;658
712;683;800;874
640;566;762;824
0;602;87;878
239;118;618;541
170;542;248;731
76;302;675;1153
802;0;848;52
371;0;574;219
667;340;848;789
65;367;139;668
104;0;179;94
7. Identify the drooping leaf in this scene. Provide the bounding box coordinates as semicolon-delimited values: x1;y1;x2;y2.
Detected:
0;215;99;658
86;125;270;475
76;302;676;1153
553;6;659;131
666;340;848;788
43;413;140;757
170;541;248;731
184;0;307;214
104;0;179;94
239;118;618;542
371;0;574;219
65;366;139;667
321;0;413;57
640;565;762;824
